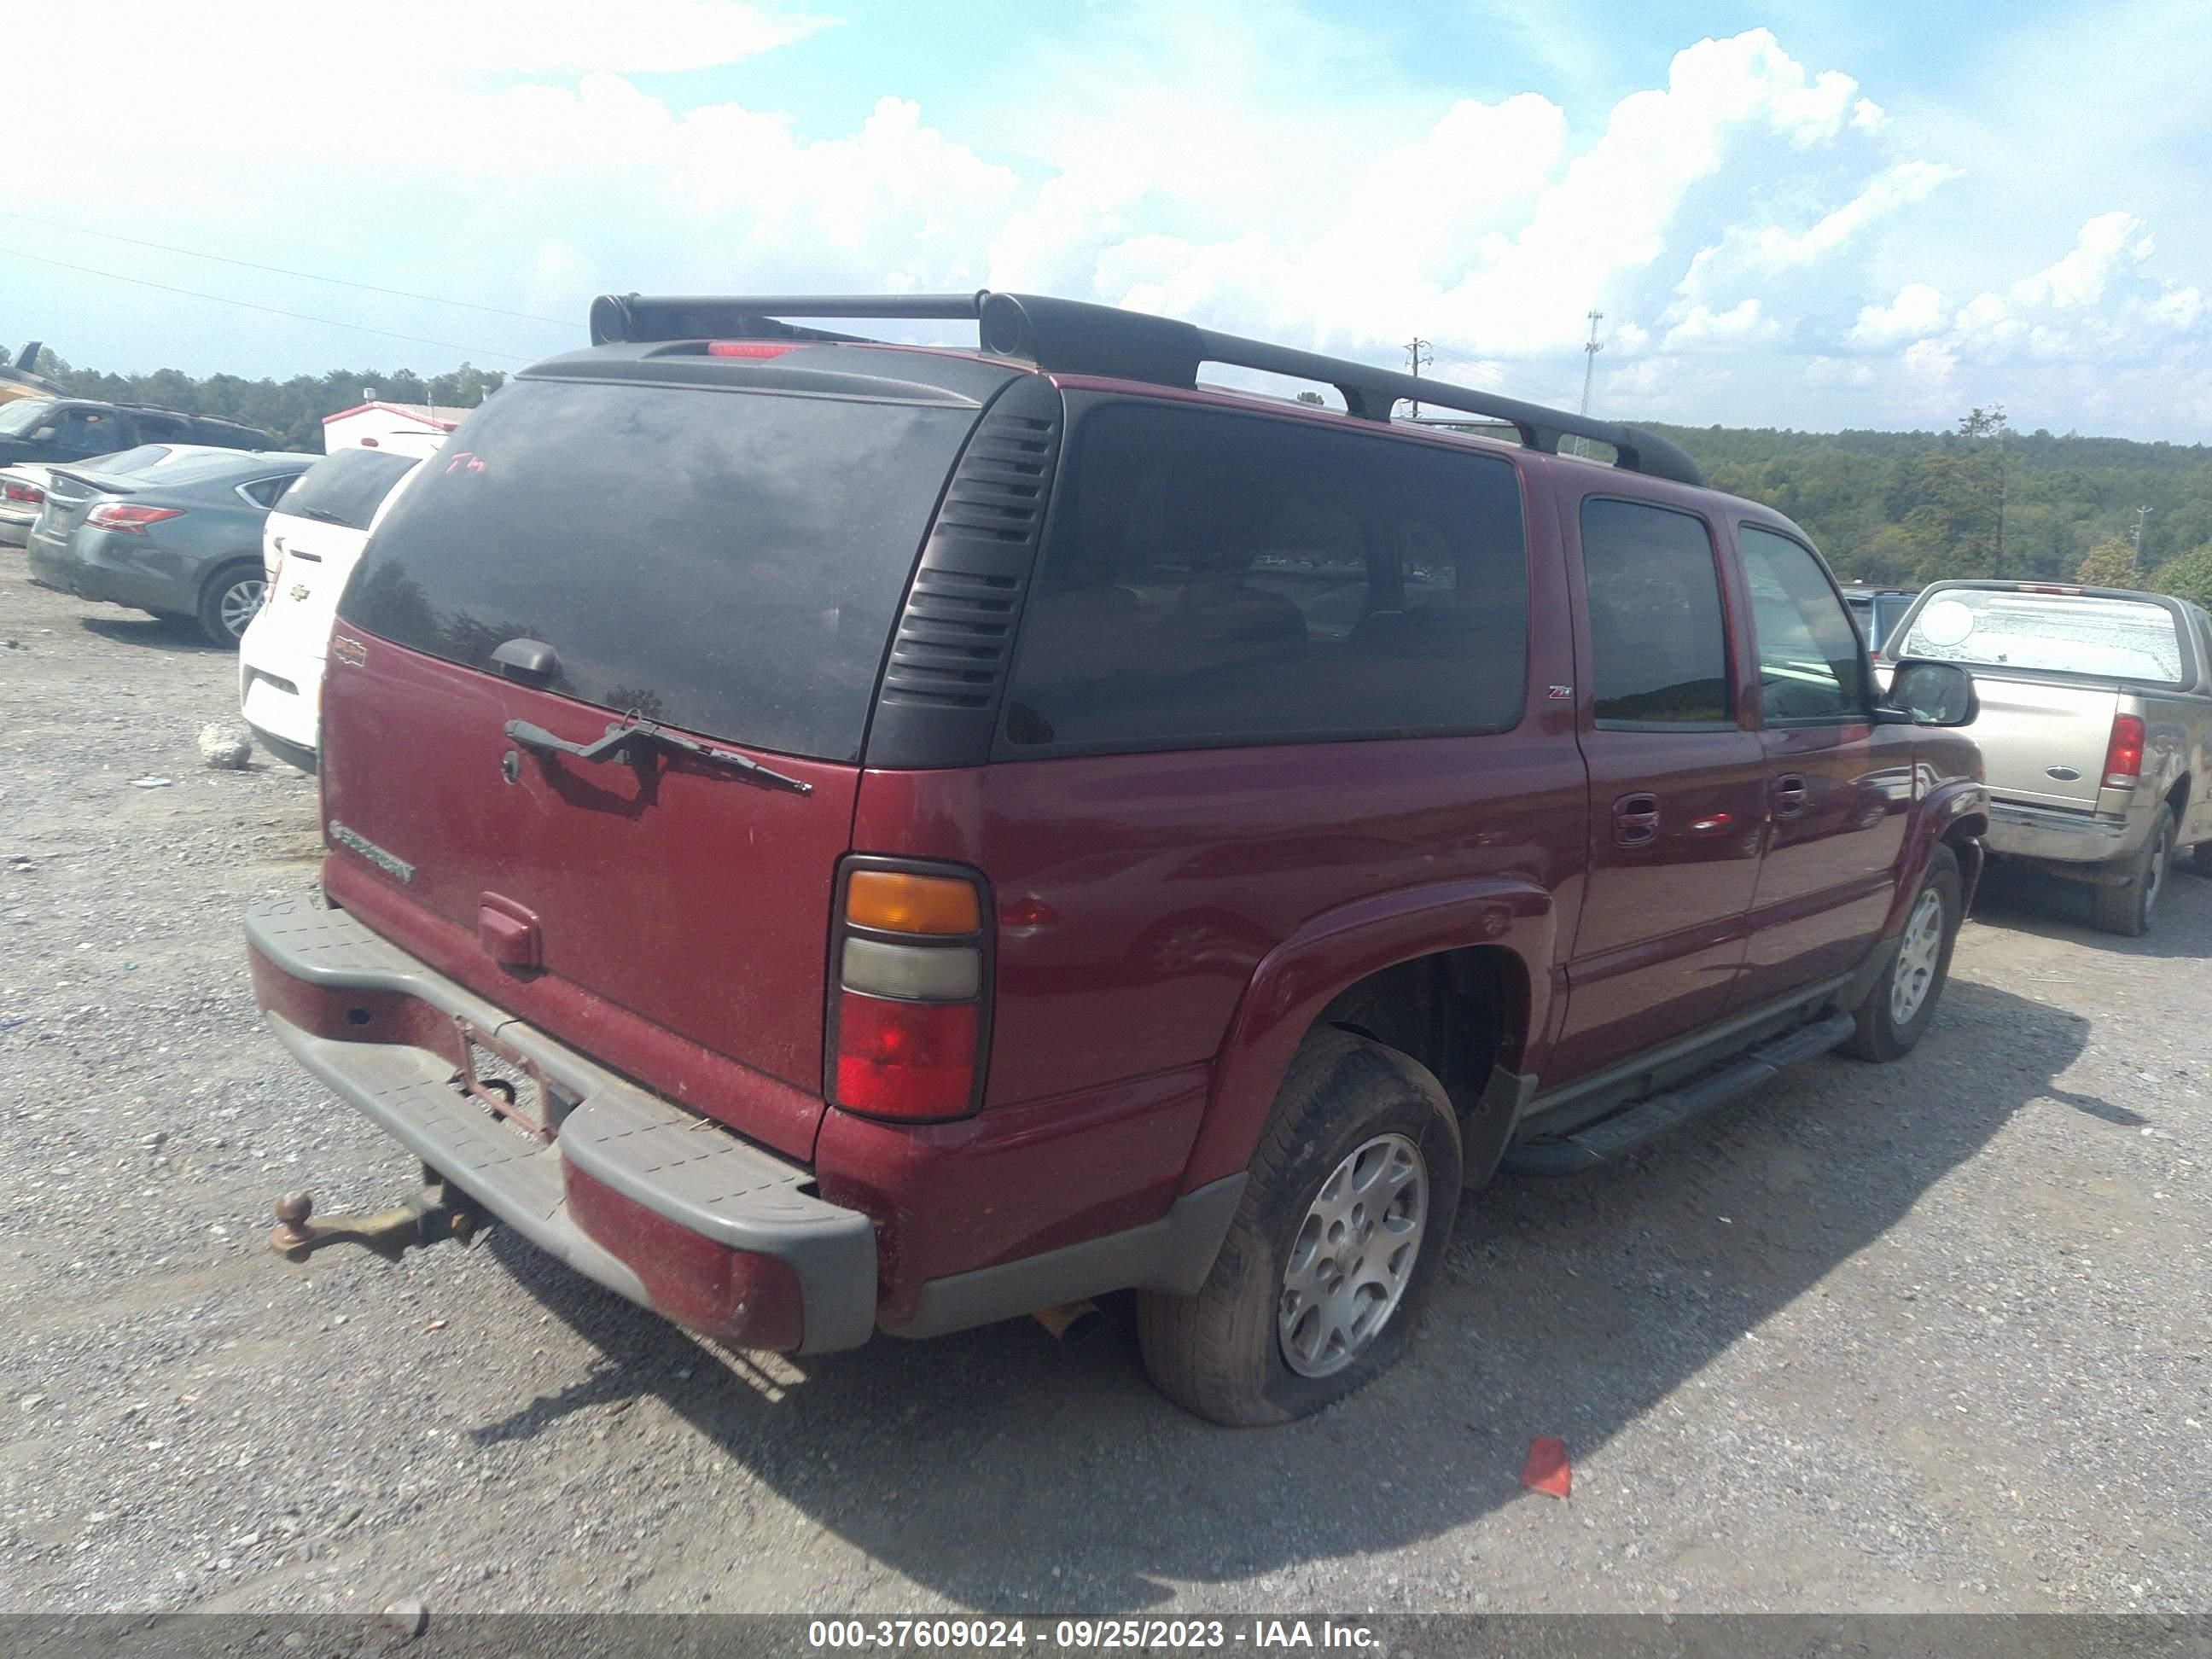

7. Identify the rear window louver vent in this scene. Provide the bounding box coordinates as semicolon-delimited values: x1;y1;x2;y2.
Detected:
878;391;1062;732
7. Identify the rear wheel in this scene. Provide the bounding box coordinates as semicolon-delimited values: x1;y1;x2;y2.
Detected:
1842;845;1961;1062
1136;1028;1462;1426
2090;806;2173;937
2184;839;2212;878
199;564;265;647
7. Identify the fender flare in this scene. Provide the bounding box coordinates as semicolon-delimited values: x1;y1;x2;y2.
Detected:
1884;777;1988;935
1179;876;1556;1190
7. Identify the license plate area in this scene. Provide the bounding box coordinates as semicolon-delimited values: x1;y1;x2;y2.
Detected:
451;1017;556;1143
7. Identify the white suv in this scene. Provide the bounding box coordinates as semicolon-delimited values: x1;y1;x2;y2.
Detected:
238;445;427;770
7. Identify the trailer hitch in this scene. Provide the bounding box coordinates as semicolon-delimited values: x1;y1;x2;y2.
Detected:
268;1179;488;1263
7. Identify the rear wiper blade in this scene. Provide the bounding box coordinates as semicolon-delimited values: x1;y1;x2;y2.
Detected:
298;507;352;526
504;716;812;795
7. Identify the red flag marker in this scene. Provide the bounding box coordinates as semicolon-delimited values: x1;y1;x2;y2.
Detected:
1521;1435;1570;1498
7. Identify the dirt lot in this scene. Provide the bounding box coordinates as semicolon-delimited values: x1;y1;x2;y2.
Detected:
1;572;2206;1620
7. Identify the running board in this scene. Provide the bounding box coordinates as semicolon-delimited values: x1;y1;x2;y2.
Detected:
1501;1010;1857;1176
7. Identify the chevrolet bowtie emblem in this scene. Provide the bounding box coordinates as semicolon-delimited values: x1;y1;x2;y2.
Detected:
289;583;310;601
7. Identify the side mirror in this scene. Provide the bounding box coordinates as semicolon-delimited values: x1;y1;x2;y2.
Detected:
1879;658;1977;728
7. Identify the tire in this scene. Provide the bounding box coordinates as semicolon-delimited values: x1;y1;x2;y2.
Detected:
198;563;266;647
1136;1028;1463;1426
2090;805;2174;937
2184;839;2212;878
1842;844;1962;1062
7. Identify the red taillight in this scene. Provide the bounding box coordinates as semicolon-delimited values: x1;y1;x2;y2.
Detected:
85;504;183;534
832;992;979;1120
3;481;42;505
2103;713;2145;789
707;341;797;358
829;861;988;1121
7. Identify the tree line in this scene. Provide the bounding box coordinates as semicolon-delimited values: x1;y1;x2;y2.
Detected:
9;347;2211;608
1650;406;2212;609
0;345;505;453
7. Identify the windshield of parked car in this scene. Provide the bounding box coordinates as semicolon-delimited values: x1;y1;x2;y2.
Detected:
1899;589;2186;684
343;376;977;762
0;399;57;437
273;448;418;531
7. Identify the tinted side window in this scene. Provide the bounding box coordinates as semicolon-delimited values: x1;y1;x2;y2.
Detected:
1580;499;1731;725
276;448;418;531
1002;405;1528;754
1738;527;1867;722
133;412;191;442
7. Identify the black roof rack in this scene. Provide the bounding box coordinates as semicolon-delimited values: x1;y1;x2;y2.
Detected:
588;291;1706;488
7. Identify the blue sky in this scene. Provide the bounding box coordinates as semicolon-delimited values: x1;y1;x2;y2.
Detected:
6;0;2208;439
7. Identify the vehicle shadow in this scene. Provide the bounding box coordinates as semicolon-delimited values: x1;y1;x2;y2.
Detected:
1970;856;2212;962
473;980;2092;1610
79;613;224;653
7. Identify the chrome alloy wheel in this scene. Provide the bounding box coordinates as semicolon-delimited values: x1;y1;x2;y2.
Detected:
1890;885;1947;1027
1278;1132;1428;1377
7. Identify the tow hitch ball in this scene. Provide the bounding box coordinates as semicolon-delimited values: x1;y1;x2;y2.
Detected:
267;1175;488;1262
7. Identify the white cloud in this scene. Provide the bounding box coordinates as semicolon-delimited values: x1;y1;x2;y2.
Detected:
1666;299;1772;347
1807;357;1876;388
1849;283;1950;346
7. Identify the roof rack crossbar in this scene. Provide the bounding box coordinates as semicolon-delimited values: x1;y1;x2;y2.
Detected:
587;290;1704;486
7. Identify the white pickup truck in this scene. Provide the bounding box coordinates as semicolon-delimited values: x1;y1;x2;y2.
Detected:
1885;579;2212;935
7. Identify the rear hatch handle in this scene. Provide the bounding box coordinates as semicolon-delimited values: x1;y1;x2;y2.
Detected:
504;715;812;795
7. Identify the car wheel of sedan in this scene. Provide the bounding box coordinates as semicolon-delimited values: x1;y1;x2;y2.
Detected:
1842;844;1962;1063
1135;1027;1462;1426
199;565;266;647
2090;805;2173;938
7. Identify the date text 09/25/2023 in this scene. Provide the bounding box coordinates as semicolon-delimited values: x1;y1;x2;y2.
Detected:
806;1619;1377;1651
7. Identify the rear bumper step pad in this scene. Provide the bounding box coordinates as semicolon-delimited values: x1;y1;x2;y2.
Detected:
246;897;878;1352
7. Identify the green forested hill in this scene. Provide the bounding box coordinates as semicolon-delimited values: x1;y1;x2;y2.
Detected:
1644;413;2212;596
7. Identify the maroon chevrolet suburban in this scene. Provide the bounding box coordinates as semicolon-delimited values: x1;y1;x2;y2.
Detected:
246;293;1985;1424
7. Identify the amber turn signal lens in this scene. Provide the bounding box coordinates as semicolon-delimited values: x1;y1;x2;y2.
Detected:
845;870;981;935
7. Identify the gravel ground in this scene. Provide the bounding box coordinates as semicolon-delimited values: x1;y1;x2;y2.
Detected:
1;573;2206;1621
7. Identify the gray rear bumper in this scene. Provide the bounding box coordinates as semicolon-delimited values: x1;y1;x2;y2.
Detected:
1985;796;2139;870
246;898;879;1353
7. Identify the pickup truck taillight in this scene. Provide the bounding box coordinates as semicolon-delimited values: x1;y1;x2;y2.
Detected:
828;864;989;1121
85;504;183;534
2103;713;2146;789
2;480;42;505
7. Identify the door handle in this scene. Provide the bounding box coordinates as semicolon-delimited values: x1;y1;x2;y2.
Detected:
1612;791;1661;847
1773;773;1808;818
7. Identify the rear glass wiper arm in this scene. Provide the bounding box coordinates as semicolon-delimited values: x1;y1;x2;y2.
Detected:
504;716;812;795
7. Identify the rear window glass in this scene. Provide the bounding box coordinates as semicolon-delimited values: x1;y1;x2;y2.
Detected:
123;449;301;488
1002;404;1528;754
275;448;419;531
343;377;976;762
1900;590;2186;684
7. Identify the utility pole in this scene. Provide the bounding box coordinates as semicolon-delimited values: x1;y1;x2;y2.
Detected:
1579;310;1605;416
1405;337;1431;416
2131;505;2153;571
